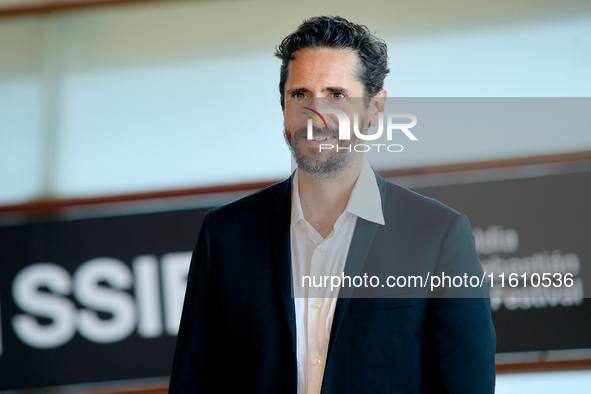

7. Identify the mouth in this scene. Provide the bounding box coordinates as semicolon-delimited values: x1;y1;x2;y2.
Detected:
310;134;336;142
289;127;339;147
302;134;338;147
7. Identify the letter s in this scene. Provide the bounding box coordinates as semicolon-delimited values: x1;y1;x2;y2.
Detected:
12;263;76;348
74;258;135;343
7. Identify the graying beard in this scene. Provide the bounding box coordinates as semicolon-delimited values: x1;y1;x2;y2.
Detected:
291;142;357;178
284;117;368;178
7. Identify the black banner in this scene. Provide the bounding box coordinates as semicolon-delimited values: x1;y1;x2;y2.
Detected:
0;166;590;390
413;168;591;359
0;208;207;390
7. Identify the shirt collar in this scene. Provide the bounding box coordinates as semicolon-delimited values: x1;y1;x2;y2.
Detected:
290;157;385;228
290;169;306;228
346;157;385;225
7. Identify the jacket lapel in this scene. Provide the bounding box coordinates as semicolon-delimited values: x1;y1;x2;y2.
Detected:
270;176;297;362
326;171;388;359
271;171;389;374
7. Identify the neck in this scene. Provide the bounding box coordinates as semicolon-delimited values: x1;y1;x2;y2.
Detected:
297;156;363;238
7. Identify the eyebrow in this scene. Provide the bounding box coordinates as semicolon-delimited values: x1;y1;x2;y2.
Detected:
286;86;353;96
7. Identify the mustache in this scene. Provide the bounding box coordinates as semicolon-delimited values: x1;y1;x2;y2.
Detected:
292;126;339;140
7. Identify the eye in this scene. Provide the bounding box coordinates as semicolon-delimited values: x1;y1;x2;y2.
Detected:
330;92;346;100
292;92;308;101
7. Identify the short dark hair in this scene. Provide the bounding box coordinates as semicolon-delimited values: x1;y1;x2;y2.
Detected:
274;15;390;108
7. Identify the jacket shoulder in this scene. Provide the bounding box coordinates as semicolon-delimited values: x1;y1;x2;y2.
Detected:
208;177;290;223
383;179;462;221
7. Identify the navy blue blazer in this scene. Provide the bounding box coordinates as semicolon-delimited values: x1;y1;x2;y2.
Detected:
170;172;496;393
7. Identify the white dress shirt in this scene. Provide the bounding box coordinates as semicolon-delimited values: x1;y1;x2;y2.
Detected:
290;157;385;394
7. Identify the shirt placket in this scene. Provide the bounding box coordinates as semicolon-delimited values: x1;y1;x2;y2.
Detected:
307;228;331;394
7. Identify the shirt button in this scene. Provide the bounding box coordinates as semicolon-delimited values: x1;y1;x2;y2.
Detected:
314;358;322;366
312;300;321;309
320;244;326;252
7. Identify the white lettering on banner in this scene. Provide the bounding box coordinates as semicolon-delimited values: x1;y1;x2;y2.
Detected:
10;252;192;349
12;263;77;348
162;252;192;336
475;225;585;311
74;258;135;343
133;255;163;338
473;226;519;255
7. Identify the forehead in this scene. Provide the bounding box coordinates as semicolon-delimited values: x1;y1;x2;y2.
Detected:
285;47;362;91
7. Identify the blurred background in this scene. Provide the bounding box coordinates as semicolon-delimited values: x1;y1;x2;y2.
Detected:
0;0;590;393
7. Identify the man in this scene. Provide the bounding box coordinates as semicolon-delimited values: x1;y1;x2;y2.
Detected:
170;15;496;393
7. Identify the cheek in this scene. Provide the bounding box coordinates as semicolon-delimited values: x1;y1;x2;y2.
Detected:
283;121;292;143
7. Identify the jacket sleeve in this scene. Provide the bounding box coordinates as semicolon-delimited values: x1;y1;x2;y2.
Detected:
169;210;215;393
422;214;497;393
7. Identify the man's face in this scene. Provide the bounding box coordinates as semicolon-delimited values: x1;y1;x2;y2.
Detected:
282;47;371;178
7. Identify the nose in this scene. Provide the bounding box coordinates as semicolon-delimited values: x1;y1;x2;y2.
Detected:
302;104;329;133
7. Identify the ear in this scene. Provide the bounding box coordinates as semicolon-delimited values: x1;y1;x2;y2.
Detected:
369;89;387;126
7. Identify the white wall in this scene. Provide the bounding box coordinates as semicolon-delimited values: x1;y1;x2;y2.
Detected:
1;0;591;204
0;16;45;203
496;370;591;393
